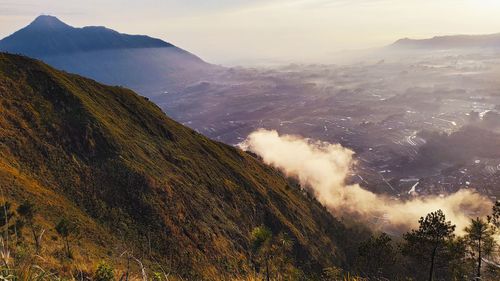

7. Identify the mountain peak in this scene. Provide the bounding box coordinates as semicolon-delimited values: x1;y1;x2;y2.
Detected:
28;15;70;30
0;15;176;57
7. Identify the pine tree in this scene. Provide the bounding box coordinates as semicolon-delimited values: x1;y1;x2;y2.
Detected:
357;233;396;279
402;210;455;281
465;217;496;279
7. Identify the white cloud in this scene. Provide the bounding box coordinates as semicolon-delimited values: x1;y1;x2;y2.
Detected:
241;129;493;234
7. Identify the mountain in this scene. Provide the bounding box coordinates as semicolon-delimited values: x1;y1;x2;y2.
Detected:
0;16;215;95
0;15;174;56
0;53;362;279
391;33;500;49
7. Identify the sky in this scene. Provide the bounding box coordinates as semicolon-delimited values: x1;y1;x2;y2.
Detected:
2;0;500;65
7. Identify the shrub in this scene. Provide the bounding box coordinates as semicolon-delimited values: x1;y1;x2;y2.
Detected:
94;261;115;281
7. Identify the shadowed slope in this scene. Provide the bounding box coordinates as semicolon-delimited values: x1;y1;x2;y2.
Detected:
0;53;359;279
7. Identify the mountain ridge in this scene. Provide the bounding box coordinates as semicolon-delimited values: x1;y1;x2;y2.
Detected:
391;32;500;49
0;52;362;279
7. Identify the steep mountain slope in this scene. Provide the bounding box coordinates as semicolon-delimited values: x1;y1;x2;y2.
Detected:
0;53;359;279
0;16;216;95
391;33;500;49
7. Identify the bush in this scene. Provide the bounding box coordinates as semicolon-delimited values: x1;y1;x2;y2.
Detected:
94;261;115;281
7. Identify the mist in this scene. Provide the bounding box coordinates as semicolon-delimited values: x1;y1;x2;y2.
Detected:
240;129;493;234
3;1;500;65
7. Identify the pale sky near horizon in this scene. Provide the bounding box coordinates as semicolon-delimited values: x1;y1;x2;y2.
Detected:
2;0;500;65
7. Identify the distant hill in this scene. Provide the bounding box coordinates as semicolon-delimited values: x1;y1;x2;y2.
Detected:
0;53;361;279
0;16;215;95
391;33;500;49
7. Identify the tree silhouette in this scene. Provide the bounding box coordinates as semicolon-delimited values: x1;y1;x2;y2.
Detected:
357;233;396;279
488;200;500;231
55;218;78;258
17;201;43;253
402;210;455;281
250;226;272;281
465;217;496;279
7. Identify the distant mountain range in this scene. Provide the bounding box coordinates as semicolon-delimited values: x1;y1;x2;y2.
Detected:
391;33;500;49
3;15;499;101
0;15;215;95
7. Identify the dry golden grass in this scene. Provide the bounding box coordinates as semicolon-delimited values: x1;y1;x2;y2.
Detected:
0;52;368;279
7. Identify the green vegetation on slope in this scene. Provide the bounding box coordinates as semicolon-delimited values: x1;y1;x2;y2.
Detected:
0;53;363;279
